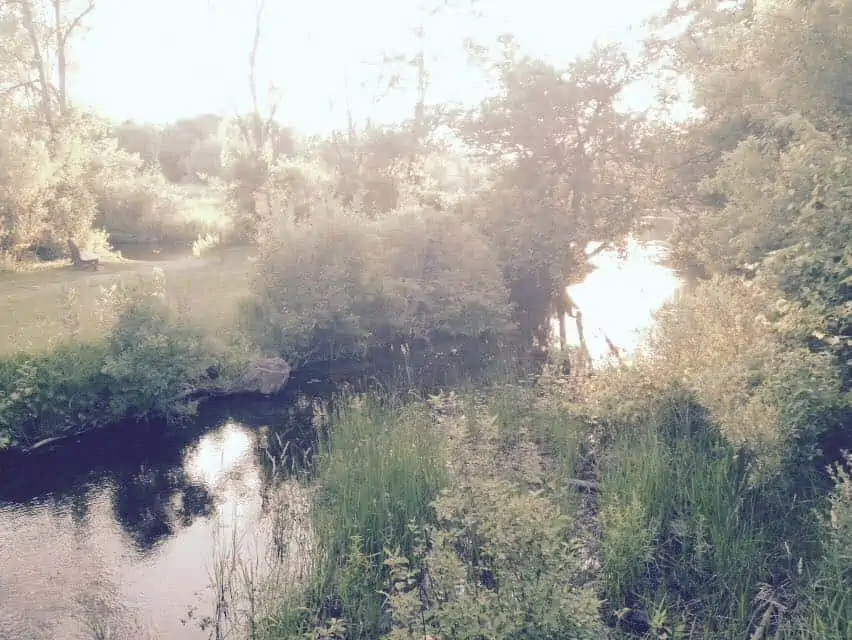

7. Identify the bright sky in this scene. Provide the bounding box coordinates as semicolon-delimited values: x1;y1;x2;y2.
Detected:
71;0;673;134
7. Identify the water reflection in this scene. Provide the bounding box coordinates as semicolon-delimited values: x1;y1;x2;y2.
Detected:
0;395;316;640
556;237;682;362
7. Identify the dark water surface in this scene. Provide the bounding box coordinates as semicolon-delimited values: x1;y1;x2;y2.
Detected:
0;393;318;640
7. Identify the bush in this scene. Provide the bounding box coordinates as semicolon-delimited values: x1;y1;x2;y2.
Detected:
409;476;603;640
101;273;212;421
590;276;848;482
243;206;517;385
0;341;112;447
96;173;219;245
0;124;99;259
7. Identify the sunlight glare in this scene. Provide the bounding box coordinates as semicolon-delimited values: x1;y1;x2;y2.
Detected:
561;237;682;362
72;0;675;131
184;422;254;488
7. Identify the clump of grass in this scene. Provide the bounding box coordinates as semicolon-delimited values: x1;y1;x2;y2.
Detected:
786;452;852;639
264;394;448;638
596;388;820;637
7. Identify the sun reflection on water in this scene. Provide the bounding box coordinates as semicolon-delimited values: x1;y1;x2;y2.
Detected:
184;421;254;488
556;237;682;362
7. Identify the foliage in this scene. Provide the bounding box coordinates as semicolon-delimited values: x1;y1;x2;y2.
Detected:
243;205;516;384
406;476;603;640
0;117;105;258
96;173;226;245
590;278;848;482
1;0;851;638
453;40;655;345
0;340;111;446
0;271;224;448
100;272;212;421
650;0;852;380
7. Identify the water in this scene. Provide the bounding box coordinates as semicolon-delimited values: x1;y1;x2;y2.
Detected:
0;395;318;640
557;237;682;362
0;239;680;639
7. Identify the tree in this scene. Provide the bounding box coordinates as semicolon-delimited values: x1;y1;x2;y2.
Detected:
453;37;655;351
15;0;96;135
646;0;852;381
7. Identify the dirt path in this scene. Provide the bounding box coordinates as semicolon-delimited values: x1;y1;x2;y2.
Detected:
0;248;248;302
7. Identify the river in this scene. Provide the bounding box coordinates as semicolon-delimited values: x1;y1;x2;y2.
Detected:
0;239;680;640
0;395;318;640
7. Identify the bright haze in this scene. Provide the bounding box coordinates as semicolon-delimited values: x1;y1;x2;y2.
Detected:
72;0;673;134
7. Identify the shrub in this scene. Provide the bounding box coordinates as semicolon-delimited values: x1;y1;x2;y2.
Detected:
408;476;603;640
101;273;212;421
244;206;517;385
0;341;111;447
590;276;848;482
0;124;99;259
96;173;214;244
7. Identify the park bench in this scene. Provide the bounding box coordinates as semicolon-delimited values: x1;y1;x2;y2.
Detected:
67;239;99;270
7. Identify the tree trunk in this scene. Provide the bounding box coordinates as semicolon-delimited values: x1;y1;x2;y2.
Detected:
54;0;66;115
20;0;55;133
573;308;593;375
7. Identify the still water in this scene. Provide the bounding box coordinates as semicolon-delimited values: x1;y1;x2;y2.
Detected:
0;395;317;640
0;239;680;639
559;237;682;362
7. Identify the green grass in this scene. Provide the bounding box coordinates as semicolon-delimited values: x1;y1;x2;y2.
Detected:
0;247;253;356
597;390;822;637
263;394;448;639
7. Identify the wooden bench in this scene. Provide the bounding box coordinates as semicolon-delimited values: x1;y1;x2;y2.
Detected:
67;239;99;270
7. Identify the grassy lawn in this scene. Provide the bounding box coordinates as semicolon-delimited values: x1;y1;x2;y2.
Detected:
0;247;254;356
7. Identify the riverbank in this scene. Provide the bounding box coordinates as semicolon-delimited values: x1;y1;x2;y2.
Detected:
0;251;262;451
1;239;849;640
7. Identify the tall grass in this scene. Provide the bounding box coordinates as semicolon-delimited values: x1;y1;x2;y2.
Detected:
597;389;822;637
263;394;448;639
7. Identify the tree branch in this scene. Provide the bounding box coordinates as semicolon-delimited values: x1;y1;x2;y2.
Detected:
58;0;96;50
248;0;266;153
586;241;612;258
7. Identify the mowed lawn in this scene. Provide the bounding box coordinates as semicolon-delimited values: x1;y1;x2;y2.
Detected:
0;247;255;356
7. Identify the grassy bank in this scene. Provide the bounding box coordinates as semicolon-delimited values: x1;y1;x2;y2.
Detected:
0;254;255;450
233;373;849;640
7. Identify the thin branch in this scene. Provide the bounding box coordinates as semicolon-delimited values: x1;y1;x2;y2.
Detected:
0;80;39;97
58;0;96;50
586;241;612;258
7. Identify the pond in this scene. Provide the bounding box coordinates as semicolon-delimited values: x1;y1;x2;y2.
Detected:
0;238;680;639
